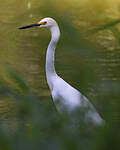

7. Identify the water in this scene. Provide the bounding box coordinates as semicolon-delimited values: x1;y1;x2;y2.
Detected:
0;1;120;149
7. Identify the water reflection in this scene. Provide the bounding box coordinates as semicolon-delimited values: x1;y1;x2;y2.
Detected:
0;0;120;149
0;0;120;124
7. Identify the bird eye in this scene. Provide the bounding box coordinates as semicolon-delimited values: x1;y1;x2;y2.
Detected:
43;21;47;25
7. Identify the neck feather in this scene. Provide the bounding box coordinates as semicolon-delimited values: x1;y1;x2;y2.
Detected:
46;25;60;90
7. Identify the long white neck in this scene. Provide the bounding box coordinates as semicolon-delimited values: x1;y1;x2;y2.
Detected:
46;25;60;91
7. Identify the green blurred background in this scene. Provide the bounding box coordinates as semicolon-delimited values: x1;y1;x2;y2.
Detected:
0;0;120;150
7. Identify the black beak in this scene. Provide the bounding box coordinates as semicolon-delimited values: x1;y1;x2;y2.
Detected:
18;23;40;29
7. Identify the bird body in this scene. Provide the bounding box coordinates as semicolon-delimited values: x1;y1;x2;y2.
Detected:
19;17;104;125
51;75;103;124
51;75;81;112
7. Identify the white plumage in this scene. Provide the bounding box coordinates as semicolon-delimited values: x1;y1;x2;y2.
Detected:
19;17;104;125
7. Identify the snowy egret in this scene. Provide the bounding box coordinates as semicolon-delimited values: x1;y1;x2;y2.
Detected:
19;17;103;125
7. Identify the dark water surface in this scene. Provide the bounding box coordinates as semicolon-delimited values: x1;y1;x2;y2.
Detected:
0;0;120;125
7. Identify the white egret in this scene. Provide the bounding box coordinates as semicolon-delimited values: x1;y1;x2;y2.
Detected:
19;17;103;125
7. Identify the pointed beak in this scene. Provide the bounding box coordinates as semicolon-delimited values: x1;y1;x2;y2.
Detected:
18;23;40;29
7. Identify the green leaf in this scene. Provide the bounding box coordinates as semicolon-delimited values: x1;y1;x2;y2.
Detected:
6;66;30;94
92;19;120;32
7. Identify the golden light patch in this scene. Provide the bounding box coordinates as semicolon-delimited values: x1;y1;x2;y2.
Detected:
38;21;47;25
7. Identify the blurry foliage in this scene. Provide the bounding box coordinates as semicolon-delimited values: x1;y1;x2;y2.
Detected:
93;18;120;49
0;0;120;150
92;19;120;32
0;67;119;150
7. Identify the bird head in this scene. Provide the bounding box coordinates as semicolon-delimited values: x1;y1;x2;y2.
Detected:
18;17;57;30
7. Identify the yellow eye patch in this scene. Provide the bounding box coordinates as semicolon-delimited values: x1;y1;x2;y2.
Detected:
38;21;47;25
